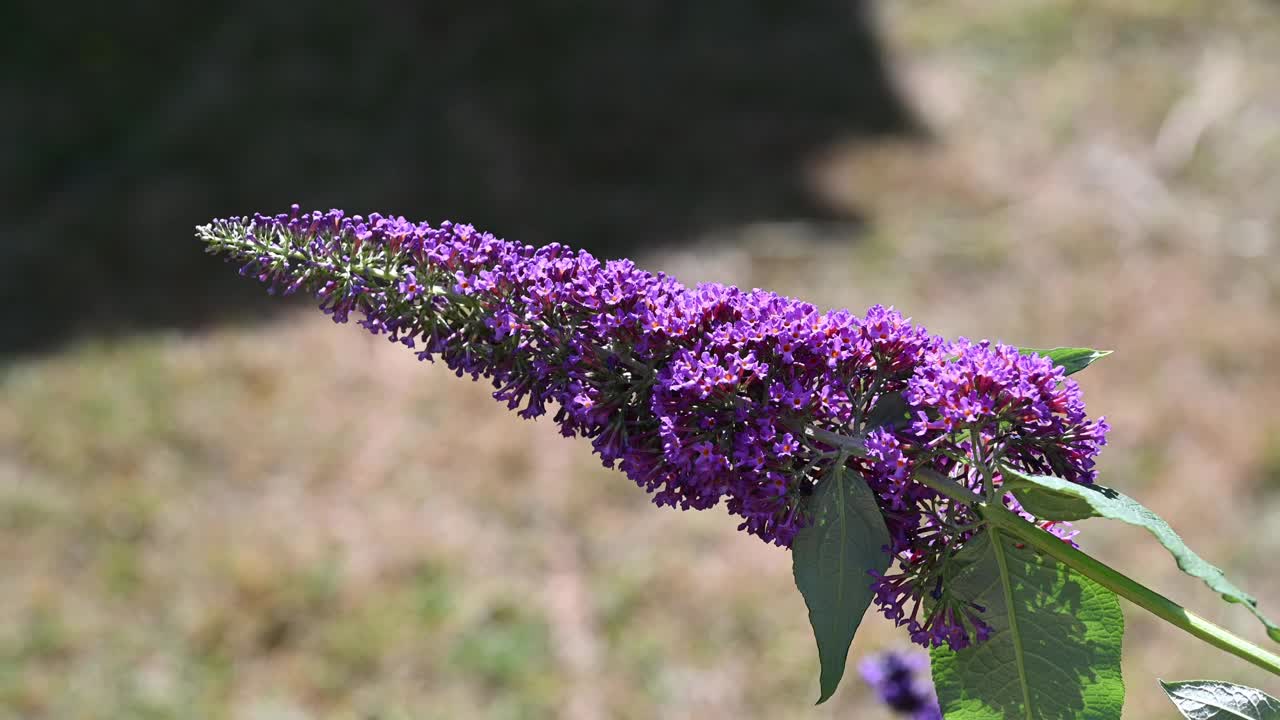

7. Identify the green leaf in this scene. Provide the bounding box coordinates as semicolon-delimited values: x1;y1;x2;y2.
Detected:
1006;473;1115;522
1004;469;1280;643
931;531;1125;719
865;390;911;431
792;460;893;704
1160;680;1280;720
1018;346;1112;376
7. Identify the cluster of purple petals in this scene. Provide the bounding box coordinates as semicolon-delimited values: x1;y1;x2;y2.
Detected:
197;206;1109;650
198;206;937;548
649;300;939;540
861;339;1107;648
858;650;943;720
861;436;995;649
906;339;1110;486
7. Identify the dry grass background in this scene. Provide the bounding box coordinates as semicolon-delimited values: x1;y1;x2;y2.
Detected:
4;1;1280;717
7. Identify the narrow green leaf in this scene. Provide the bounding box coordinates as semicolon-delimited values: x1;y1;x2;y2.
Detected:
931;531;1126;719
1004;469;1280;643
1018;346;1112;376
1160;680;1280;720
1006;473;1114;522
792;461;893;704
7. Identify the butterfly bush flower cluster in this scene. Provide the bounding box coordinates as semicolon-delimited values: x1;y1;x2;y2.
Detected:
862;340;1109;648
197;206;1108;650
859;650;943;720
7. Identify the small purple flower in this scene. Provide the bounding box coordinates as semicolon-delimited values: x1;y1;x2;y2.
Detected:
398;268;423;300
859;650;943;720
772;432;799;458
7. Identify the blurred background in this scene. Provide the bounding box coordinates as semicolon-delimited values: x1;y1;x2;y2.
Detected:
2;1;1279;718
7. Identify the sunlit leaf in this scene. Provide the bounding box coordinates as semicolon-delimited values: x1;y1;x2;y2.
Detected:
1160;680;1280;720
1018;346;1112;377
1005;469;1280;643
931;531;1125;719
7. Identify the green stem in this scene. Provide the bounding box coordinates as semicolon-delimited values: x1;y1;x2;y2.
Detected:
969;423;997;502
797;424;867;454
914;468;1280;677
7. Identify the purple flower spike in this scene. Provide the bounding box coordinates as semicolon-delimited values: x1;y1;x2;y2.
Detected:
197;207;1111;652
196;207;942;548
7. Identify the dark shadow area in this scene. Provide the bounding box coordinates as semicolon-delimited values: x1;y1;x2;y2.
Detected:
1;0;922;358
